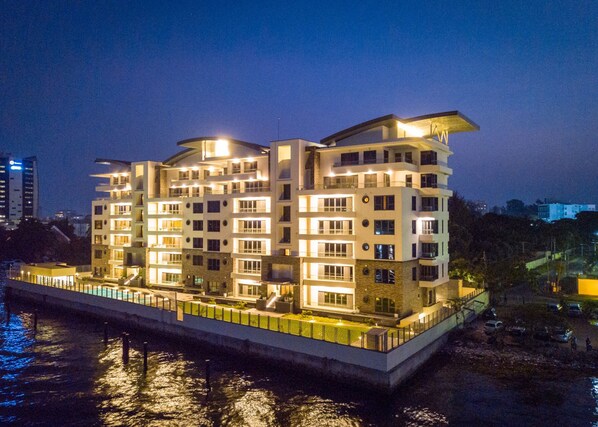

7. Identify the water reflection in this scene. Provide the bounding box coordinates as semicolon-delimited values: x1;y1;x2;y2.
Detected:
0;288;596;426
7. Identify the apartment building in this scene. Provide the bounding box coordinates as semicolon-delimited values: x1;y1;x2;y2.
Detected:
538;202;596;222
0;154;39;226
91;112;478;317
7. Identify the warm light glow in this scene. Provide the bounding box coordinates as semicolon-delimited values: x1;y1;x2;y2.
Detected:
397;121;424;137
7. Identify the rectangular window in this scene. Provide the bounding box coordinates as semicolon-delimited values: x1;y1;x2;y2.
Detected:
412;196;417;211
193;237;203;249
94;249;103;259
412;267;417;281
191;186;200;197
395;152;402;163
207;239;220;251
244;161;257;172
321;242;348;257
420;150;437;165
207;259;220;271
94;235;102;244
193;220;203;231
421;197;438;212
280;205;291;222
363;150;377;164
422;243;438;258
375;269;395;284
192;255;203;266
191;170;200;180
374;244;394;260
94;220;103;230
322;197;349;212
322;265;352;281
207;220;220;232
193;202;203;214
240;240;262;254
421;174;437;188
405;152;413;164
422;220;438;234
280;184;291;200
340;152;359;166
374;195;394;211
207;201;220;213
232;182;240;193
245;181;265;192
374;220;395;235
375;297;395;313
364;173;377;188
232;162;241;174
94;205;103;215
420;265;439;281
178;170;189;180
240;220;263;233
281;227;291;244
323;175;358;189
320;292;351;307
240;260;261;274
412;220;417;234
412;243;417;258
239;200;257;213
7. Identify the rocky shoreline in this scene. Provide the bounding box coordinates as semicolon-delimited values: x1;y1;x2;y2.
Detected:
441;325;598;379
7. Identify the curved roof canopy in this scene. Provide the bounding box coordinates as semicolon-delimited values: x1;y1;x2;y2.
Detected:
163;137;269;166
320;111;479;145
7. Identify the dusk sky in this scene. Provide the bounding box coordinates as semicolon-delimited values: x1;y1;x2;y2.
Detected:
2;1;597;215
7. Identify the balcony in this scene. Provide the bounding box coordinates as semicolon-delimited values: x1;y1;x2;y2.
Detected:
420;274;439;281
420;252;438;260
234;228;268;234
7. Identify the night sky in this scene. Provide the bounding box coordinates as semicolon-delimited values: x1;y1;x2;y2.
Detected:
2;1;597;216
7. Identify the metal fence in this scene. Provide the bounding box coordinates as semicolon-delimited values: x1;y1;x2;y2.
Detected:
9;274;485;353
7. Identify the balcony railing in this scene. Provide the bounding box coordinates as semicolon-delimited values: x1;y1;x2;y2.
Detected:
333;159;419;167
238;208;269;213
235;228;268;234
299;180;423;191
299;229;353;235
420;252;438;259
420;274;439;281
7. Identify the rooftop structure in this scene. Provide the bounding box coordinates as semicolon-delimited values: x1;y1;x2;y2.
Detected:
91;112;478;318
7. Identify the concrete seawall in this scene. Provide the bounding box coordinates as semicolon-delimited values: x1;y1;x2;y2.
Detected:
5;279;488;393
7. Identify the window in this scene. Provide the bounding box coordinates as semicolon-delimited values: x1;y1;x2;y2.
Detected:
420;265;439;281
395;152;402;162
94;205;103;215
192;255;203;266
340;152;359;166
244;161;257;172
207;239;220;251
94;220;103;230
422;220;438;234
94;235;102;244
320;292;350;307
412;220;417;234
421;197;438;212
374;220;395;235
323;175;357;189
163;272;180;284
321;242;348;257
240;260;261;274
422;243;438;258
412;243;417;258
374;195;394;211
193;220;203;231
412;196;417;211
238;283;261;296
207;259;220;271
322;197;349;212
280;184;291;200
375;269;395;284
281;227;291;244
193;202;203;214
207;220;220;232
364;173;377;188
207;201;220;213
240;240;262;254
232;182;240;193
239;200;257;213
405;152;413;163
412;267;417;281
232;162;241;174
406;175;412;188
193;237;203;249
421;174;437;188
421;150;437;165
240;220;263;233
363;150;377;164
374;244;394;260
280;205;291;221
94;249;103;259
245;181;265;192
191;170;200;180
375;297;395;313
191;186;200;197
178;170;189;180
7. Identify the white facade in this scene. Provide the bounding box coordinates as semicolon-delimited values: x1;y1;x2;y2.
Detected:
91;112;478;316
538;203;596;222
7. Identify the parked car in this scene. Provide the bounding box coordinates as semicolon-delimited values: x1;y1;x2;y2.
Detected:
482;307;497;320
567;303;583;317
547;302;562;313
533;327;551;341
506;319;527;336
484;320;504;334
551;327;573;343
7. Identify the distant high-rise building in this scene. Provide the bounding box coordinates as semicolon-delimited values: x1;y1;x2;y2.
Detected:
538;203;596;222
0;154;39;225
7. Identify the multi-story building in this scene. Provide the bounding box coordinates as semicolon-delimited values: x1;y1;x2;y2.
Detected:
538;203;596;222
0;154;39;226
91;111;478;317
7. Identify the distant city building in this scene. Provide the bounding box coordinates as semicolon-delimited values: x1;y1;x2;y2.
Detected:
466;200;488;216
91;111;479;316
0;154;39;226
53;210;90;237
54;209;79;220
538;203;596;222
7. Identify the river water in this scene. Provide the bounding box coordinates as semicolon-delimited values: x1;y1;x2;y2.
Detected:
1;285;597;426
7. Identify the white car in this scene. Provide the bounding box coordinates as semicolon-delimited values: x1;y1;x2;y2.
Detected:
484;320;504;334
551;327;573;343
